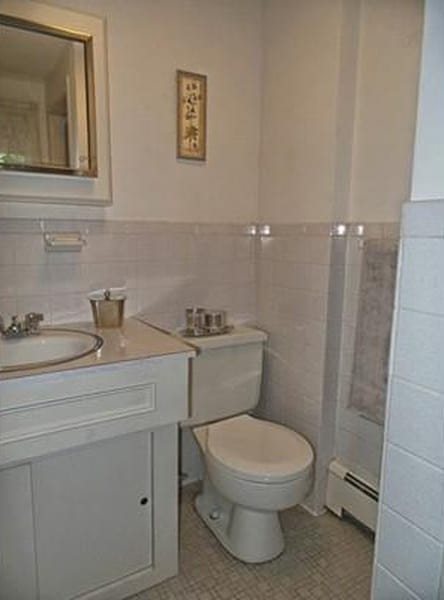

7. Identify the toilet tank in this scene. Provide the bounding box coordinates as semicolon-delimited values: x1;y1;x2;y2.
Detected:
182;327;267;427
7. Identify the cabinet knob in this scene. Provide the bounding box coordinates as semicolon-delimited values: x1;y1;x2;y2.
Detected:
139;497;149;506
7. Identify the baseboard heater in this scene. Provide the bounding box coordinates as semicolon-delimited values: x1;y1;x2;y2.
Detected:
326;459;378;532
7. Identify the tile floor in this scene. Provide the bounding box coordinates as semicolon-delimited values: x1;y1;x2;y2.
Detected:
131;485;374;600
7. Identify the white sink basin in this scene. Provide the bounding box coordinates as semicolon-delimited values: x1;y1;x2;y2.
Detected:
0;328;103;372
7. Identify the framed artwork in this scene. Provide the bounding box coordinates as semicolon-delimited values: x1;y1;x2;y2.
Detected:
176;70;207;161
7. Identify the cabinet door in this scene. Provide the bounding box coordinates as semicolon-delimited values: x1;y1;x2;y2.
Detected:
32;432;152;600
0;465;37;600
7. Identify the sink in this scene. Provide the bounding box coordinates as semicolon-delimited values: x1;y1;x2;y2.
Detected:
0;328;103;372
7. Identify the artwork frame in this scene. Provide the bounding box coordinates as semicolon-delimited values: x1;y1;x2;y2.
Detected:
176;70;207;161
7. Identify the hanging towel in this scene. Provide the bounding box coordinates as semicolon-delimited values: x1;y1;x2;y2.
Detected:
348;239;398;424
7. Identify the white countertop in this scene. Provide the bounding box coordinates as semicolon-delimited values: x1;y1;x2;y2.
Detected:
0;318;195;382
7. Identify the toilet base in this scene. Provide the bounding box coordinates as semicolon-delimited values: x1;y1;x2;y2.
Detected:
194;476;285;563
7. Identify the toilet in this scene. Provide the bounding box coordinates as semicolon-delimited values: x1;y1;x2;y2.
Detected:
182;327;314;563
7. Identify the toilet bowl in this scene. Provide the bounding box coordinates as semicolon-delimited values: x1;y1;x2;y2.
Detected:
193;414;313;563
181;326;314;563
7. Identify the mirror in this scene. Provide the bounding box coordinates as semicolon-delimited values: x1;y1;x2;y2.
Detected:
0;14;97;177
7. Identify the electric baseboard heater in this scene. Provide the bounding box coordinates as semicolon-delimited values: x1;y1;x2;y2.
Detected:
326;459;378;532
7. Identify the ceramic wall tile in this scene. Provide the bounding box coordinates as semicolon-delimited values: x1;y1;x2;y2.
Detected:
373;565;420;600
0;219;256;330
383;444;444;540
400;238;444;316
388;379;444;468
377;508;442;599
395;309;444;394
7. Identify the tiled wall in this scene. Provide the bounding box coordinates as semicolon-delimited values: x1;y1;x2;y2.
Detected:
0;217;398;515
255;224;333;514
335;224;399;488
0;219;256;330
255;222;399;514
373;201;444;599
0;218;255;487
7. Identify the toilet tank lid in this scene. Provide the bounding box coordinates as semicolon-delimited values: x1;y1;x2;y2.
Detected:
184;327;267;351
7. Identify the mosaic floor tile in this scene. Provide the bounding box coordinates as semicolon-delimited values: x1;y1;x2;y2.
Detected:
130;485;373;600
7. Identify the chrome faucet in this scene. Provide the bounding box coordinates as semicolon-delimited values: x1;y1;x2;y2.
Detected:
1;313;44;339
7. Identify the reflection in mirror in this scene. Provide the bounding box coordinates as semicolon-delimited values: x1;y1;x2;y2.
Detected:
0;15;96;176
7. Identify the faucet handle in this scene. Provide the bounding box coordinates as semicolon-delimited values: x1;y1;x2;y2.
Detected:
24;312;44;332
25;312;44;321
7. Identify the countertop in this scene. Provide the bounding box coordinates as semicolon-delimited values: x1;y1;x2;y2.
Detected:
0;318;195;381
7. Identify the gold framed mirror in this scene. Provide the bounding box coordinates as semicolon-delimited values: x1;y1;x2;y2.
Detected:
0;0;111;205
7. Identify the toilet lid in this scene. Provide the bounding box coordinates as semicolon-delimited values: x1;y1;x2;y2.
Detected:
206;415;314;483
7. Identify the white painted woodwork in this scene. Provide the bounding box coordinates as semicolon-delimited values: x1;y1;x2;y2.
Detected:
0;349;190;599
0;355;188;466
33;433;152;600
0;465;37;600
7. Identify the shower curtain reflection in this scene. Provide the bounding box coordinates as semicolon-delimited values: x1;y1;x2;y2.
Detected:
348;238;398;425
334;227;399;487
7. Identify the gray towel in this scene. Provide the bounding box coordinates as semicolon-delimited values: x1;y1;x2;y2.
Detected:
348;239;398;424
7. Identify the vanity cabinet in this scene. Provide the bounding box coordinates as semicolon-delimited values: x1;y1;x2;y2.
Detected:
0;464;37;600
0;343;192;600
33;432;153;600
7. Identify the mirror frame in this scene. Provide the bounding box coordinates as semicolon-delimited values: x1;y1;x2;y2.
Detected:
0;0;112;206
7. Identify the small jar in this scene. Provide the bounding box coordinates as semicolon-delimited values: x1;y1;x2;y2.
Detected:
204;310;227;333
185;307;207;333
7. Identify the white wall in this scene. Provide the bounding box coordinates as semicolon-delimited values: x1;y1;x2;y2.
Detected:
259;0;343;223
259;0;422;225
349;0;423;222
2;0;422;224
3;0;263;223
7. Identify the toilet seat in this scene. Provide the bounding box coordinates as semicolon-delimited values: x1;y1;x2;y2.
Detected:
205;415;313;484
